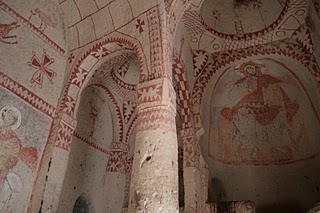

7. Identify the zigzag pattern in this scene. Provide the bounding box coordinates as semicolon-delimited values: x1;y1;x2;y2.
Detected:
111;72;136;91
125;116;137;144
167;0;192;36
59;36;147;117
136;109;176;132
73;131;110;154
192;40;320;108
0;71;56;117
92;84;124;143
147;7;164;79
55;121;74;151
292;25;313;53
123;100;137;124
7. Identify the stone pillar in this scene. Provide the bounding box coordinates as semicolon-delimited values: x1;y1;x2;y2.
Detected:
181;128;202;212
104;143;128;213
31;114;76;213
200;156;210;213
128;77;179;213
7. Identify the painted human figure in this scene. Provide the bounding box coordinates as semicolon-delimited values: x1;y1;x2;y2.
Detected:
0;106;37;210
218;61;302;163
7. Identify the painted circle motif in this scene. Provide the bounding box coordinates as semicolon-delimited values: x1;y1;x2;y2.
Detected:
0;105;22;130
201;0;289;39
275;30;286;37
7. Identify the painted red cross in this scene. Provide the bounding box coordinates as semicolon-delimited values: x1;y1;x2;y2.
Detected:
136;19;145;34
28;50;56;88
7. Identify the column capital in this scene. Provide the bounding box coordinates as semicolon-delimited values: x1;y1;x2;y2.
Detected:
53;113;77;152
137;77;176;115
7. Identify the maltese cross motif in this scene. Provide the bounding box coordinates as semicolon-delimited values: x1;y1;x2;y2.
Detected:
135;19;145;33
28;50;56;88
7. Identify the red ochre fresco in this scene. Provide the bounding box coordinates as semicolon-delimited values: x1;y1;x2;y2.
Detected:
209;59;320;165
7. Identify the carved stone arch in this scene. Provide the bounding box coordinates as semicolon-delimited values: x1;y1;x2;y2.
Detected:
29;33;149;213
167;0;193;37
88;84;123;144
192;40;320;131
57;32;149;122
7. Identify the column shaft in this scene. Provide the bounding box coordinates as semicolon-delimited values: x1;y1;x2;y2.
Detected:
128;77;179;213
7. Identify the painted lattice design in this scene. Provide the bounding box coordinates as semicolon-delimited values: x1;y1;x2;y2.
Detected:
172;54;192;129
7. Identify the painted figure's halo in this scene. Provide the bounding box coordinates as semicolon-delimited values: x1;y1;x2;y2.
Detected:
0;105;22;131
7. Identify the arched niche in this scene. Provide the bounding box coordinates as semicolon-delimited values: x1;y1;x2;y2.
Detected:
92;55;138;213
203;58;320;212
108;55;139;212
58;84;115;212
73;193;94;213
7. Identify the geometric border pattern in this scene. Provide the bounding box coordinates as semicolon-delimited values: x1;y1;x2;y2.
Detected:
192;39;320;111
0;71;56;117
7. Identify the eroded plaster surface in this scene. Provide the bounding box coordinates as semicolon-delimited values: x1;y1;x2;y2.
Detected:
0;0;320;212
